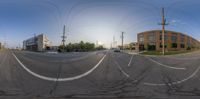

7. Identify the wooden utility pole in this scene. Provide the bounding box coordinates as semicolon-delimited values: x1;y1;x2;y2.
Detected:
159;8;168;55
121;32;124;50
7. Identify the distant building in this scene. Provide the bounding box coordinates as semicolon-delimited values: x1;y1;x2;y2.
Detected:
129;42;138;50
23;34;51;51
118;42;138;51
137;30;200;51
0;42;1;49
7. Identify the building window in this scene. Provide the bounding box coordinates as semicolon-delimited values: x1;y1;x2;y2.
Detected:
160;35;168;41
160;43;167;48
148;36;155;41
180;44;185;48
148;42;156;51
139;37;144;42
171;35;177;42
139;34;144;42
160;31;167;34
172;43;177;48
160;35;162;40
180;34;185;43
187;38;191;47
148;32;156;42
139;44;145;51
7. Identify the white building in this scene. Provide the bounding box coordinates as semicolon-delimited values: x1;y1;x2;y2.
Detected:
23;34;51;51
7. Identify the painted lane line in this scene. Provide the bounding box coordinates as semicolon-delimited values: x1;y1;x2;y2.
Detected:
117;64;130;77
143;66;200;86
113;59;130;78
146;56;186;70
165;57;200;61
128;54;134;67
21;51;97;63
12;53;107;82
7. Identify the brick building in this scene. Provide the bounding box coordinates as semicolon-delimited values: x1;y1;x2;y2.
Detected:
137;30;200;51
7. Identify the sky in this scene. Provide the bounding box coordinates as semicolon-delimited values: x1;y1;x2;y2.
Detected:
0;0;200;48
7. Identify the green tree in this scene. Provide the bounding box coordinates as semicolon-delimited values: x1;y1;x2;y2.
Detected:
58;45;66;52
59;41;96;52
79;41;85;51
96;45;104;50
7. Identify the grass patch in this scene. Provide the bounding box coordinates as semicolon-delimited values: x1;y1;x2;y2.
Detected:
142;50;195;55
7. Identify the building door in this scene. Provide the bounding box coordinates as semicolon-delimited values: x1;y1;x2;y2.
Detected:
148;45;156;51
139;44;145;51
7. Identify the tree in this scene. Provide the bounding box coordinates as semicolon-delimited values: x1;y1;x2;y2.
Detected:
58;41;96;52
96;45;105;50
66;43;73;52
79;41;85;51
58;45;66;52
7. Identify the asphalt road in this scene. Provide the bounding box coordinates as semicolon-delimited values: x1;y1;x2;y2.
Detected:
1;49;200;99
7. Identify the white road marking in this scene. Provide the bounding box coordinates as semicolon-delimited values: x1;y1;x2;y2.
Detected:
117;64;130;77
12;53;107;82
143;66;200;86
128;54;134;67
146;56;186;70
165;57;200;60
21;51;97;63
113;59;130;78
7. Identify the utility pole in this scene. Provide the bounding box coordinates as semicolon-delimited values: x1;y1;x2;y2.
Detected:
113;36;115;48
61;25;66;51
159;8;168;55
121;32;124;50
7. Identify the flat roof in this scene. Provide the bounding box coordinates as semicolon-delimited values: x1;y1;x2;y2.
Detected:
137;30;200;43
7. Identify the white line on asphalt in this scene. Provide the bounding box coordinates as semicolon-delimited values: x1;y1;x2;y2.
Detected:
12;53;107;82
117;64;130;77
146;57;186;70
113;60;130;78
143;65;200;86
128;54;134;67
165;57;200;61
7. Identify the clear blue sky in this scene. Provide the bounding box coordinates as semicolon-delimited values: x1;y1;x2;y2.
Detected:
0;0;200;48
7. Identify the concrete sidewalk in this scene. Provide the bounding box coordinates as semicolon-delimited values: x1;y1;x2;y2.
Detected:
121;50;141;55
